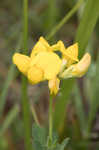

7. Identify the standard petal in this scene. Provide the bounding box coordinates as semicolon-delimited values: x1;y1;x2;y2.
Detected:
13;53;30;75
30;37;50;58
39;36;50;48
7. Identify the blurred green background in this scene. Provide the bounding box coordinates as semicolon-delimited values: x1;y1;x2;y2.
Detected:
0;0;99;149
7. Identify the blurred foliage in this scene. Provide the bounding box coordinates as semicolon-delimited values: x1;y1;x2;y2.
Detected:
32;123;70;150
0;0;99;150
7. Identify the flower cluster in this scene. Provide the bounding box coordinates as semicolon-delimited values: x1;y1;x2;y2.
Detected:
13;37;91;95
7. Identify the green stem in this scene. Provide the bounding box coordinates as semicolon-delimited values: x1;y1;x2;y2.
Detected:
49;95;53;143
23;0;28;54
47;0;56;30
22;0;32;150
31;105;40;126
46;0;83;40
22;78;32;150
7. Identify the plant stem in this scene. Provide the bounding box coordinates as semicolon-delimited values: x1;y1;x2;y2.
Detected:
22;78;32;150
31;105;40;126
49;95;53;143
23;0;28;54
47;0;56;30
22;0;32;150
46;0;83;40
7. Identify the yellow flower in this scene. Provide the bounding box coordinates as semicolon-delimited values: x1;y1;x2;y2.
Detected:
13;47;62;95
12;36;91;95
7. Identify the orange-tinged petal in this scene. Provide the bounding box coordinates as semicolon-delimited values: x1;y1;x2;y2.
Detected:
13;53;30;76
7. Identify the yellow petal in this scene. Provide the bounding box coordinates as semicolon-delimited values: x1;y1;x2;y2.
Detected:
39;36;50;48
48;77;60;95
62;43;79;66
30;37;50;58
30;52;62;80
51;40;65;52
28;65;44;84
13;53;30;75
71;53;91;77
30;41;47;58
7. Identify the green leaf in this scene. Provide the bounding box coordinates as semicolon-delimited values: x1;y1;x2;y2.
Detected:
59;138;70;150
32;124;69;150
55;138;70;150
87;55;99;134
53;0;99;132
76;0;99;58
53;79;74;130
73;84;86;132
0;137;8;150
47;132;59;150
32;123;47;150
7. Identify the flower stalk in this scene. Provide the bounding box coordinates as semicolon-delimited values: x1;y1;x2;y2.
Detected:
49;95;53;143
22;0;32;150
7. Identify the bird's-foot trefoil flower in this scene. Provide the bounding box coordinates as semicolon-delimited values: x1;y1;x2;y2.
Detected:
12;36;91;95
